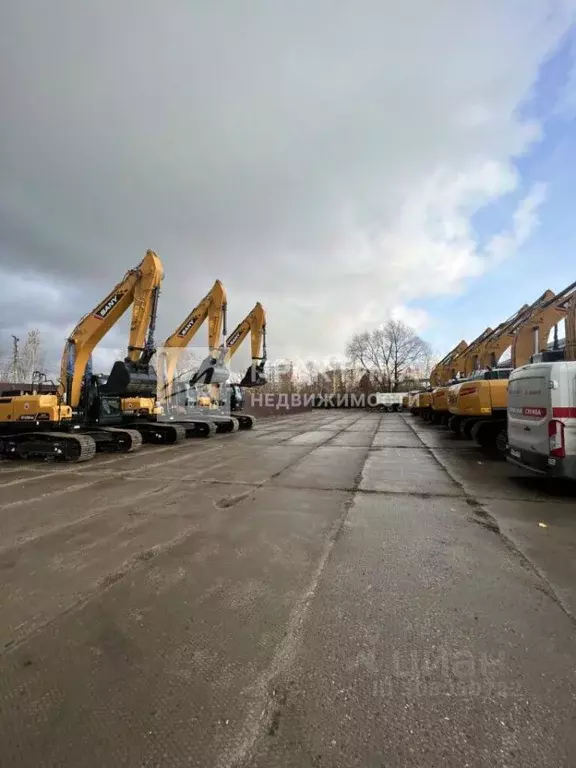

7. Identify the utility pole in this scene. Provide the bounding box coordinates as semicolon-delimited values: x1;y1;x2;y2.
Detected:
11;335;19;384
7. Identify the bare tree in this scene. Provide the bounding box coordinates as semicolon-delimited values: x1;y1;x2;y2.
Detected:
346;320;432;392
23;330;46;381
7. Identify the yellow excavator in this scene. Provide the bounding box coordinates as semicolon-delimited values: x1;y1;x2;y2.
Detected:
0;250;192;462
156;288;266;432
215;301;267;430
159;279;229;397
444;305;531;443
428;341;468;424
169;301;268;430
151;279;238;434
443;326;494;430
447;283;576;453
430;341;468;388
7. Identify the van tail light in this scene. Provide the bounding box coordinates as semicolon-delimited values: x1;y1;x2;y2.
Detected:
548;419;566;458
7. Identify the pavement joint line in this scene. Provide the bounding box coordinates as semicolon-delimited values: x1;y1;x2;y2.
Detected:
267;482;465;499
214;478;361;768
403;415;576;627
215;412;384;764
268;413;369;467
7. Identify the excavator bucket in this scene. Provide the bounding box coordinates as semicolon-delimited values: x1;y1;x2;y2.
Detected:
239;364;267;388
189;354;230;386
104;360;157;397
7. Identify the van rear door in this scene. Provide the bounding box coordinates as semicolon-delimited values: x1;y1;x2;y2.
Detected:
507;366;550;466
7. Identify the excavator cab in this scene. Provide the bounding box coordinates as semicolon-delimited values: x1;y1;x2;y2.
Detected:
81;374;123;426
239;360;267;387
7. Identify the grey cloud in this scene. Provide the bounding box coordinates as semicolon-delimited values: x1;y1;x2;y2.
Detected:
1;1;575;367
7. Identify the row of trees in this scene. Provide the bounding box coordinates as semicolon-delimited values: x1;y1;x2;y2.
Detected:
0;320;435;394
255;320;436;395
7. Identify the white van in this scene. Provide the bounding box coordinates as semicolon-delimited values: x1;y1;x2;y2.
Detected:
507;358;576;479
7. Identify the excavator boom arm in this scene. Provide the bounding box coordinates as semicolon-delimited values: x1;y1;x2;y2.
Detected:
431;340;467;385
127;251;164;363
512;282;576;366
225;302;266;363
225;302;267;388
60;250;163;408
160;280;227;386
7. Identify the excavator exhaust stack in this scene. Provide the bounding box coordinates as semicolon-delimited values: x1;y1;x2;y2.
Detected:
105;360;157;397
239;363;267;388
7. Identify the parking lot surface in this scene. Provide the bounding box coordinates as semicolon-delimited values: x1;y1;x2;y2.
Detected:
1;411;575;767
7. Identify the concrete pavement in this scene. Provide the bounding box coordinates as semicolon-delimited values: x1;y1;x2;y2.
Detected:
0;411;575;767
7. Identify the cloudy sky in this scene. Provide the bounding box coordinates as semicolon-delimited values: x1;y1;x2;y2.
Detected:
2;1;576;374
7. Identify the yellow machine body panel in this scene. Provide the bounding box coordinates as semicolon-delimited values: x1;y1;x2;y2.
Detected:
121;397;160;415
455;379;509;417
431;386;449;411
0;394;72;423
418;392;432;409
402;394;409;408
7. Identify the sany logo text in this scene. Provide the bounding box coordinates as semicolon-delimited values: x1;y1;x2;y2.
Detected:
94;292;125;319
